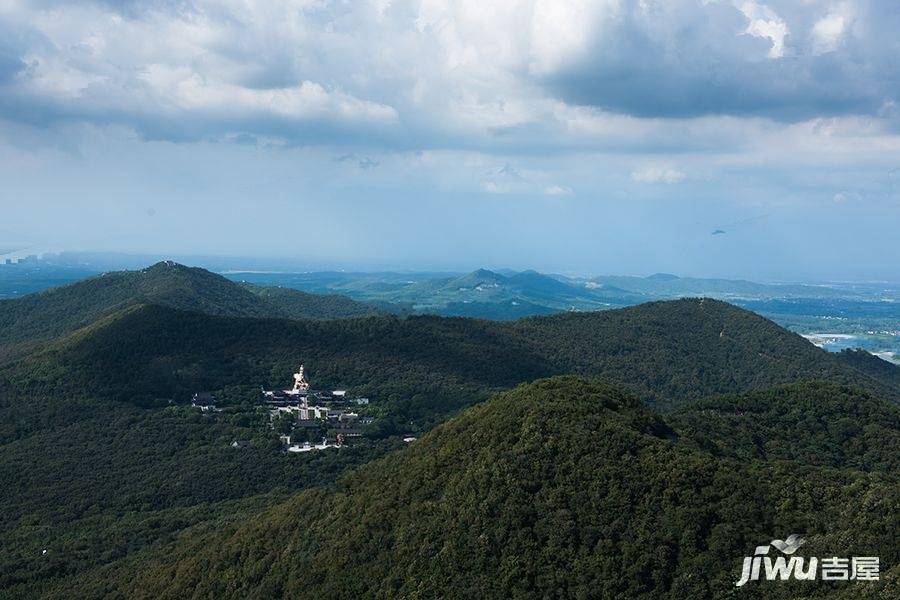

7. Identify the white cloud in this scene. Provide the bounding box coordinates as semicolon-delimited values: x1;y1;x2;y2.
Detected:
833;191;861;203
812;6;853;54
530;0;616;75
544;184;572;195
738;1;789;58
138;67;397;123
631;167;686;184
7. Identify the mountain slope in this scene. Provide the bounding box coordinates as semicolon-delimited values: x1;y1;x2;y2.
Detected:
239;283;382;320
506;269;580;297
445;268;508;290
76;378;897;599
6;304;554;416
836;348;900;390
671;381;900;472
8;299;897;421
513;298;900;409
268;268;643;318
0;384;401;597
0;262;383;359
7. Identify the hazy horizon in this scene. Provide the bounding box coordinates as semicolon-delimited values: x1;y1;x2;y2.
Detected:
5;248;900;286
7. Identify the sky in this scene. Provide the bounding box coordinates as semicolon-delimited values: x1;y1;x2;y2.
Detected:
1;0;899;281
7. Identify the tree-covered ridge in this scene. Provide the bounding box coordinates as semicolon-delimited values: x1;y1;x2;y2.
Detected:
0;261;383;359
9;297;893;421
72;377;897;599
239;282;383;320
671;381;900;472
512;299;900;409
836;348;900;390
6;303;555;427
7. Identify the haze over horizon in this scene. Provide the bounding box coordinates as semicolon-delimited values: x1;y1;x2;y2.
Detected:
7;250;900;289
2;1;899;280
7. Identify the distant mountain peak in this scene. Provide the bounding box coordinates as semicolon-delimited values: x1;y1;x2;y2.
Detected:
143;260;191;273
472;268;502;278
646;273;680;281
0;263;384;359
449;269;508;288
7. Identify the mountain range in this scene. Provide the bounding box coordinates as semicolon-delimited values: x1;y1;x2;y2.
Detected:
227;268;645;318
225;267;900;364
1;262;898;597
225;267;883;319
6;284;897;416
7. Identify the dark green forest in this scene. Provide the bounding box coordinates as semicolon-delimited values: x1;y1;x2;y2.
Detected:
670;381;900;472
52;378;899;599
1;265;898;598
7;297;897;420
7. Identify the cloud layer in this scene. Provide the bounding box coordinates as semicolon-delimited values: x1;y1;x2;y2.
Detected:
1;0;898;146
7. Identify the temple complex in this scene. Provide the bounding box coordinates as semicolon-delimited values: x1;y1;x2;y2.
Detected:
193;363;372;452
260;364;371;450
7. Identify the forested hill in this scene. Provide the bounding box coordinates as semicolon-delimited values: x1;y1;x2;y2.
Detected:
512;298;900;408
4;285;899;597
0;261;382;359
836;348;900;390
671;381;900;472
6;303;554;420
7;298;897;417
74;378;897;599
238;283;387;320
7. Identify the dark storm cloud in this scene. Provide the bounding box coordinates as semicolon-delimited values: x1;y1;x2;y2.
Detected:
537;0;900;121
547;53;884;121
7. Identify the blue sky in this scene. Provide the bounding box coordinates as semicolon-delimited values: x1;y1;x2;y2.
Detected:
1;0;899;280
